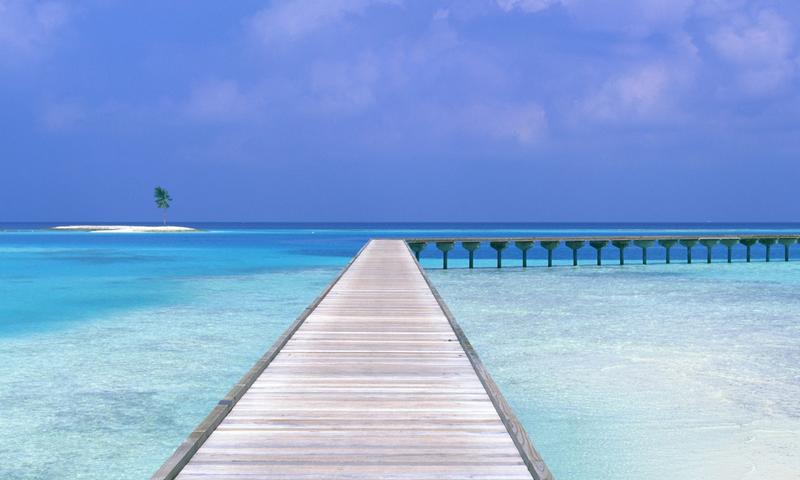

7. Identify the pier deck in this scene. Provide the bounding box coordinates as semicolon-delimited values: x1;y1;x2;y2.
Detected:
155;239;551;480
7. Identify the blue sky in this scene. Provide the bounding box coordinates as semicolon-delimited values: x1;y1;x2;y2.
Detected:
1;0;799;222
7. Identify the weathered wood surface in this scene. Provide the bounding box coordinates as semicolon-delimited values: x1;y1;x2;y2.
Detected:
167;239;552;480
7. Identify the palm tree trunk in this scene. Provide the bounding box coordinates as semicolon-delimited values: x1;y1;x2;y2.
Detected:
163;209;166;226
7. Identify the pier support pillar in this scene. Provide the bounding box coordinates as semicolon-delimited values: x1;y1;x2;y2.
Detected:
462;241;480;269
514;241;534;268
740;238;757;262
778;238;797;262
679;239;699;264
490;241;508;268
659;239;678;264
435;241;454;269
699;239;719;264
408;241;427;261
540;241;559;267
720;238;739;263
565;240;585;266
759;238;778;262
589;240;609;266
633;239;655;265
611;240;631;265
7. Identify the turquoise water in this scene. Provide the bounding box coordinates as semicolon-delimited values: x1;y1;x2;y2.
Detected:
430;263;800;479
1;224;798;479
0;229;345;478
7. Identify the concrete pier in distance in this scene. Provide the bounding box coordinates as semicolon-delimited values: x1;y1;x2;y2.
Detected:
405;234;800;269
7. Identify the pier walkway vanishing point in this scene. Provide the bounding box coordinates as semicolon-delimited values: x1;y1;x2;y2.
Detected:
153;239;553;480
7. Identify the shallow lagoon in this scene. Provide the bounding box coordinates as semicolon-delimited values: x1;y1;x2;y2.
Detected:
1;224;799;479
431;262;800;479
0;228;345;479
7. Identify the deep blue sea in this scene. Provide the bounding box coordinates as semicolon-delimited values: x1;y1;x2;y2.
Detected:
1;223;798;479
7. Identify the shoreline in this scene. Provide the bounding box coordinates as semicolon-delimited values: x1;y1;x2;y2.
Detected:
52;225;197;233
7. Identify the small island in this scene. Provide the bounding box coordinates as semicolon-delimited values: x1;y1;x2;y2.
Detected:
52;225;197;233
52;187;196;233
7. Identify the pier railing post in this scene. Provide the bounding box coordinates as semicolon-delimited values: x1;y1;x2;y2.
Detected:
633;239;655;265
759;238;778;262
658;239;678;264
589;240;608;266
540;241;559;267
490;241;508;268
778;238;796;262
740;238;757;262
435;241;455;269
699;239;719;264
407;241;427;261
514;241;534;268
611;240;631;265
462;241;480;269
565;240;585;266
679;239;699;264
720;238;738;263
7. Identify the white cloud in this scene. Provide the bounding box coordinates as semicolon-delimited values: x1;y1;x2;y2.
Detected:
433;8;449;20
581;62;691;122
0;0;69;63
296;12;540;146
574;30;700;123
303;14;462;114
709;10;794;65
496;0;560;14
497;0;695;37
572;0;695;36
707;10;797;94
460;102;549;145
248;0;401;44
692;0;749;17
183;80;255;122
309;54;380;112
40;100;85;131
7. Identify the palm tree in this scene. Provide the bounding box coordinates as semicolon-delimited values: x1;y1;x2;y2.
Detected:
154;186;172;225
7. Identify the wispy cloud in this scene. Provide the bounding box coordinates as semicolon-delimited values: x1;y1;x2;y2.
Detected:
582;63;675;121
460;102;549;145
309;54;380;112
294;12;544;146
19;1;800;161
39;99;85;131
496;0;560;14
496;0;695;37
0;0;69;64
707;9;798;95
565;0;694;36
248;0;402;44
183;79;258;122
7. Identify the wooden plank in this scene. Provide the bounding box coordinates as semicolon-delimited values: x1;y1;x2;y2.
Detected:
154;239;553;480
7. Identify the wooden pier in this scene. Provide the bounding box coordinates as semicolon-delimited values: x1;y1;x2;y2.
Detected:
153;239;552;480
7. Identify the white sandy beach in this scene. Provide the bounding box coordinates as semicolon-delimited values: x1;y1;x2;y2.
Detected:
52;225;197;233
